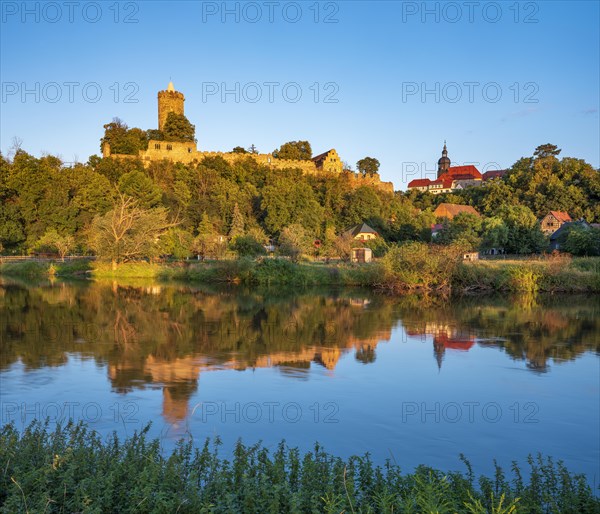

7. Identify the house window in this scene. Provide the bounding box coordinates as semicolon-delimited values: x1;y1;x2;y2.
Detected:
166;144;173;151
154;143;161;150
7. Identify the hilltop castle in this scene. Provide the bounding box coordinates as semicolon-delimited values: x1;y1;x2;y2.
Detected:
103;82;394;193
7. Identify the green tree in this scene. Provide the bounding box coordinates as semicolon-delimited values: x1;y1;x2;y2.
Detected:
533;143;561;159
356;157;380;177
229;203;245;240
230;235;266;258
500;205;546;254
278;223;313;262
88;193;179;268
273;141;312;161
30;229;75;260
118;171;163;208
562;226;600;256
163;112;196;143
480;217;509;253
101;119;148;155
232;146;247;154
436;212;482;251
194;213;225;260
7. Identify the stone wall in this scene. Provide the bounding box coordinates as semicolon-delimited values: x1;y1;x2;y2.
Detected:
158;90;185;131
107;142;395;193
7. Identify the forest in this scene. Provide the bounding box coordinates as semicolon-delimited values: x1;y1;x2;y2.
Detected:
0;142;599;260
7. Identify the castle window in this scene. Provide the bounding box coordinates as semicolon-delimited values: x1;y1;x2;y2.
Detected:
188;148;192;153
155;143;161;150
166;144;173;151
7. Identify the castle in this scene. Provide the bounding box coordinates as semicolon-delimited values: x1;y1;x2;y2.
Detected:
103;82;394;193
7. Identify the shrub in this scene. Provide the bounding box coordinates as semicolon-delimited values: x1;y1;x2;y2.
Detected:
1;421;598;514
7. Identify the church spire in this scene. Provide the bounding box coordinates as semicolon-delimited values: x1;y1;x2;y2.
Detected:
437;141;451;178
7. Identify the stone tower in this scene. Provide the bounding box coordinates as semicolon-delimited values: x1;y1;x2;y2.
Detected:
158;81;185;131
437;141;451;178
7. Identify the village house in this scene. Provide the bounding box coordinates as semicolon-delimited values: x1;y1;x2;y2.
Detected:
433;203;480;220
344;223;379;241
540;211;572;236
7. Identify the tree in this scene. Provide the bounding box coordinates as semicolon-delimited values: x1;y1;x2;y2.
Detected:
230;235;266;258
88;193;179;268
101;118;148;155
480;217;509;253
31;229;75;260
333;233;355;262
562;226;600;256
278;223;313;262
163;112;196;143
436;212;482;251
499;205;546;254
160;228;194;259
533;144;561;159
356;157;380;177
273;141;312;161
232;146;247;154
193;212;225;260
118;171;162;208
228;203;245;240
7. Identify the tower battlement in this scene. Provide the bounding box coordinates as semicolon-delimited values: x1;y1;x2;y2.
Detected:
157;82;185;131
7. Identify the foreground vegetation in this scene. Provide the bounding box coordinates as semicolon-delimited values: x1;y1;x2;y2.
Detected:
1;421;598;513
2;252;599;294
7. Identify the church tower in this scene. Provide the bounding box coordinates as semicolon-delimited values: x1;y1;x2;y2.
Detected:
158;81;185;131
437;141;451;178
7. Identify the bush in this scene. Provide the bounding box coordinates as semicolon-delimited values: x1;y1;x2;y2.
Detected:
231;235;266;258
381;242;465;293
1;421;598;513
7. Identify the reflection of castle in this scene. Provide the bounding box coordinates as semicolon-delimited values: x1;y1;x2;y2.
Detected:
108;331;391;425
102;82;394;192
406;322;475;369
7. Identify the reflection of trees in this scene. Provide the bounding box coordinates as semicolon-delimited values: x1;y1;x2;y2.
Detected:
1;281;397;421
400;294;600;371
2;281;599;421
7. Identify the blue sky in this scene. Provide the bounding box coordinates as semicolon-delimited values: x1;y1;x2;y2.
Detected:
1;0;599;189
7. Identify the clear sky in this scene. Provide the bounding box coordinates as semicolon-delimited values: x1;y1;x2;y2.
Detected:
1;0;599;189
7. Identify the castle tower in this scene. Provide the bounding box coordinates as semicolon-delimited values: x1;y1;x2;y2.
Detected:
437;141;451;178
158;81;185;131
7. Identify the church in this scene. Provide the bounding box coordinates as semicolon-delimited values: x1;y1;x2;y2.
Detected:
407;143;484;194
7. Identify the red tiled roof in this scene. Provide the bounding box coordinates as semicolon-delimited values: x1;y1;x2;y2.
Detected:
549;211;572;223
445;165;482;180
407;178;432;188
483;169;507;181
433;203;480;219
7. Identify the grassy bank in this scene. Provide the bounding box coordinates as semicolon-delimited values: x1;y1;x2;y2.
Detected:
1;255;599;294
1;421;598;513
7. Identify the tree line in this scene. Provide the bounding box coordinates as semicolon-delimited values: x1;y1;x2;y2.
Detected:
0;143;598;261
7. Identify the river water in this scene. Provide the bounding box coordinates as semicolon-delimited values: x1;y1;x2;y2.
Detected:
1;278;598;482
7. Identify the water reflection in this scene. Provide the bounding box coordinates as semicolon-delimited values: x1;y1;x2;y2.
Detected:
1;279;599;428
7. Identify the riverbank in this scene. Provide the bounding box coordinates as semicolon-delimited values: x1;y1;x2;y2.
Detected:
1;255;599;293
1;421;598;513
